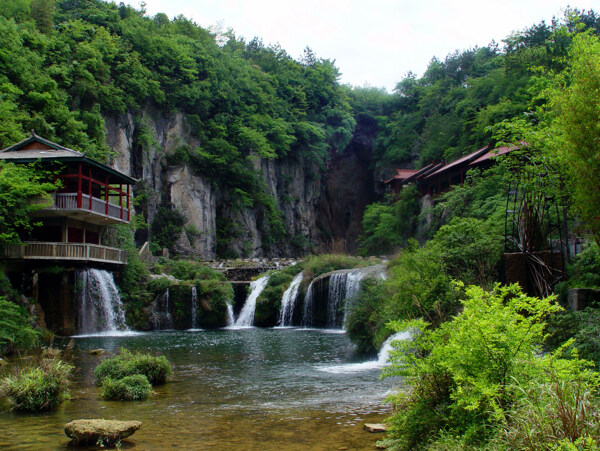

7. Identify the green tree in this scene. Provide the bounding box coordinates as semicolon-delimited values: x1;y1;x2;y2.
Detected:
550;33;600;243
0;162;56;246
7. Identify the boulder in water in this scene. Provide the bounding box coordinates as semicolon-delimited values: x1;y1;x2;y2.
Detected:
88;348;106;356
64;419;142;446
363;423;386;433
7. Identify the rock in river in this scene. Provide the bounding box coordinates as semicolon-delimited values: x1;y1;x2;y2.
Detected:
64;419;142;446
363;423;386;433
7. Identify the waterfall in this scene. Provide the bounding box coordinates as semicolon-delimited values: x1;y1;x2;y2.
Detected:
233;274;270;327
152;288;173;330
76;269;128;334
341;265;386;326
190;286;198;329
327;272;348;328
278;271;303;327
302;280;315;327
226;303;235;326
316;330;412;373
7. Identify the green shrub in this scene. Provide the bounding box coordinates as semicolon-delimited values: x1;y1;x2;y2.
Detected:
381;284;600;450
359;185;420;255
153;259;226;282
0;297;40;352
101;374;152;401
429;217;503;286
567;242;600;289
94;349;172;386
302;254;368;281
345;278;390;353
1;353;73;412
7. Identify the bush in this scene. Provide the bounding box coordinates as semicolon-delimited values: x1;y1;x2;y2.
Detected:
567;242;600;289
1;352;73;412
101;374;152;401
381;284;600;450
94;349;172;386
302;254;368;281
359;185;420;255
0;297;40;352
153;259;226;282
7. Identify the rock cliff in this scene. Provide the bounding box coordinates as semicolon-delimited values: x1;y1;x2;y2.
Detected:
104;105;378;258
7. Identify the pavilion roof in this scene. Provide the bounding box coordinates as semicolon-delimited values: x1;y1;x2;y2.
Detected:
0;132;136;184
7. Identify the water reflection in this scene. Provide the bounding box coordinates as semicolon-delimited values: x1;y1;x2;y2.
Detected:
0;328;396;450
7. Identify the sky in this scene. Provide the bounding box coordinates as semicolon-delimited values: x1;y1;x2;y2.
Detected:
133;0;598;92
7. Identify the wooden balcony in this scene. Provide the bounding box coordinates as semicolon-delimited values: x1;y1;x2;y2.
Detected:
0;242;127;265
37;193;130;225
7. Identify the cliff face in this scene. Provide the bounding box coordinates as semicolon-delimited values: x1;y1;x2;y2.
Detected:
104;105;378;258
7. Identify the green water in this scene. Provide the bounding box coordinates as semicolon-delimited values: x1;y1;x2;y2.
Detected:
0;328;398;450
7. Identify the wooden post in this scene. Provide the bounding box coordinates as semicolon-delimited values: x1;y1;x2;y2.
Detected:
77;164;82;209
119;183;123;219
105;176;109;215
88;167;92;210
127;184;130;222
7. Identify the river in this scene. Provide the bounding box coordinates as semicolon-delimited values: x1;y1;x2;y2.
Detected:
0;328;398;450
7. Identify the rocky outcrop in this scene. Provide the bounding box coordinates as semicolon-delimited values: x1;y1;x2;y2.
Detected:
103;104;379;259
64;419;142;446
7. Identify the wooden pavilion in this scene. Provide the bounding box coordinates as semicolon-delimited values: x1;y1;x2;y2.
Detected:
0;133;136;265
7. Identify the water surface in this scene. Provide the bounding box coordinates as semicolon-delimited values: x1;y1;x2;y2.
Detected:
0;328;398;450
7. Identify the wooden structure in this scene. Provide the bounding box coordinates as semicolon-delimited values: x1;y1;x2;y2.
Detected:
385;144;517;196
0;133;135;265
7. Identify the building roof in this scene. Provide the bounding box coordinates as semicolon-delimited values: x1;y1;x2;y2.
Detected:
384;169;418;184
424;146;491;180
469;144;518;166
0;132;137;184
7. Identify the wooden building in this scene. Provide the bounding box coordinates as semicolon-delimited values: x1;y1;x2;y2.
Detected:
0;133;135;266
385;144;517;196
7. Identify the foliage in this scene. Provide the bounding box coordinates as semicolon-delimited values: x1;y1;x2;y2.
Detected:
301;254;369;282
566;243;600;289
150;207;186;255
0;350;73;412
255;264;304;326
378;284;600;450
0;297;40;352
359;185;420;255
0;162;57;246
422;166;509;238
429;217;503;286
94;348;172;386
101;374;152;401
345;277;390;353
549;33;600;243
153;259;226;282
384;242;461;327
546;309;600;369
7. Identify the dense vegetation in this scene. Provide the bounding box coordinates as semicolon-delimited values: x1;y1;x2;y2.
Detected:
94;348;171;386
0;348;72;412
0;0;357;257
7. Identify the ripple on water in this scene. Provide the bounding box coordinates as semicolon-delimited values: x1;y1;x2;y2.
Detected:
0;328;396;450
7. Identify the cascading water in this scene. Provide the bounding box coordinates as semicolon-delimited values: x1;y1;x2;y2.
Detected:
152;288;174;330
190;286;198;329
317;330;412;373
233;274;270;327
76;268;128;334
302;280;315;327
226;303;235;326
327;272;347;328
278;271;303;327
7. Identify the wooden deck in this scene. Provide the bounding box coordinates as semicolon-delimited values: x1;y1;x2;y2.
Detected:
0;242;127;265
47;193;129;223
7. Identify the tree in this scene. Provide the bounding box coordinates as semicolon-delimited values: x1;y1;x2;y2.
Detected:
30;0;56;34
550;33;600;244
0;162;56;246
